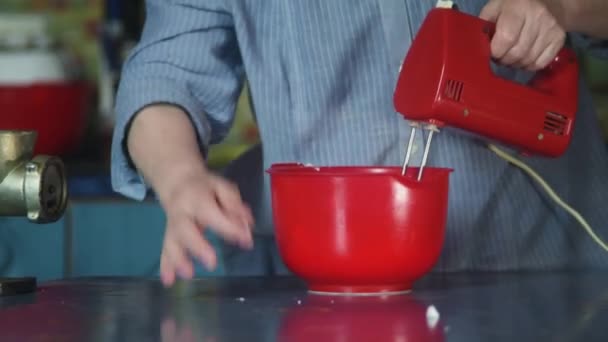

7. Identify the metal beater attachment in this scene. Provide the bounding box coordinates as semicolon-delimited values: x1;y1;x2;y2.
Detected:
401;122;419;176
400;123;440;181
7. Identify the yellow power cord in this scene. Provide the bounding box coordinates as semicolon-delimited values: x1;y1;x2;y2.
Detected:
487;143;608;253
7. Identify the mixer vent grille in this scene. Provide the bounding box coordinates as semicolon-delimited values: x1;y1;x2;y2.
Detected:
544;112;568;135
444;79;464;101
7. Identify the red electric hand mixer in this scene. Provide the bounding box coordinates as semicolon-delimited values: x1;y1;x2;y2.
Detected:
394;1;579;180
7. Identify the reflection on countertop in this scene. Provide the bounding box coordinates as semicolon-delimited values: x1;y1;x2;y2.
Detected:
0;272;607;341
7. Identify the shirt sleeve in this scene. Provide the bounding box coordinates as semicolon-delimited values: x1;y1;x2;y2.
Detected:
569;33;608;59
110;0;245;200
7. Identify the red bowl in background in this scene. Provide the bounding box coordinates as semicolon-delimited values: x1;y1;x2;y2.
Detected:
267;163;452;294
0;81;90;156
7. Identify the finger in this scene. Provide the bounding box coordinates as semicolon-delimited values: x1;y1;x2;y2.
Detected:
501;15;540;66
521;11;562;70
479;0;501;22
492;10;525;60
164;234;194;279
198;204;253;249
533;36;565;70
243;205;255;228
214;179;243;210
179;326;195;342
160;252;175;287
214;180;253;223
161;318;177;341
233;203;254;231
214;180;254;230
177;219;219;269
519;28;545;70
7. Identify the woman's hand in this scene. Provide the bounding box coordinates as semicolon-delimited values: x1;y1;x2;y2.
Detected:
480;0;567;71
158;168;254;287
126;104;254;287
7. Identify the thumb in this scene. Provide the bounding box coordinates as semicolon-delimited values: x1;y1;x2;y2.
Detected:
479;0;501;22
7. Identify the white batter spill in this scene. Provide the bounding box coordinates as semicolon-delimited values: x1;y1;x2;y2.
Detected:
426;305;440;329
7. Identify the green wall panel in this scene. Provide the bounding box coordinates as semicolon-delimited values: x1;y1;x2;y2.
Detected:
69;201;225;278
0;217;65;281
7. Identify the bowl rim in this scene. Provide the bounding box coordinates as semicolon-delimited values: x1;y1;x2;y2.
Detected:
266;163;453;177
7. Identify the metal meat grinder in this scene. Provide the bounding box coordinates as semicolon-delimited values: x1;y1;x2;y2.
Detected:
0;130;68;295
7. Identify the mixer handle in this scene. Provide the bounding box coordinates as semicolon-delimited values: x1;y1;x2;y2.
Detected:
481;20;579;97
481;21;574;72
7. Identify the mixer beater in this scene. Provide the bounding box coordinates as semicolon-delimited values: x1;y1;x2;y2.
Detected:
400;123;439;180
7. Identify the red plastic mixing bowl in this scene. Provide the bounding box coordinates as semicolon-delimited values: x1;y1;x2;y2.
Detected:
267;163;452;294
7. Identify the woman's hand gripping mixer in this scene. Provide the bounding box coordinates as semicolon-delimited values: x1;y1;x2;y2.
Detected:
394;1;608;252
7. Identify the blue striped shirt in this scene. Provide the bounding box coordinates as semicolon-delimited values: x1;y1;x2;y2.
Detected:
111;0;608;271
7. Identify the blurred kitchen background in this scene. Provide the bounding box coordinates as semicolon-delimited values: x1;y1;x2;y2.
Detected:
0;0;259;196
0;1;606;282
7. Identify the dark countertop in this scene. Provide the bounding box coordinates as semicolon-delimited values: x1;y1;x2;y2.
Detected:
0;271;607;341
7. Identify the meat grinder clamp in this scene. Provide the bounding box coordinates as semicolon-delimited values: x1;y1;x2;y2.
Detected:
0;130;68;223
